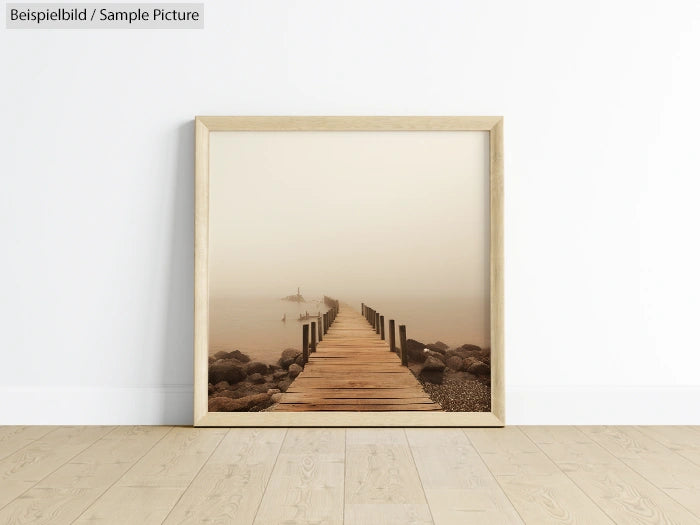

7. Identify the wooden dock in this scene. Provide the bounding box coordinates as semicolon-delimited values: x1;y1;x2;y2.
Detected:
272;306;441;411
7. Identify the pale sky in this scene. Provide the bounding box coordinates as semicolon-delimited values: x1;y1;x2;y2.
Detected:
209;130;489;303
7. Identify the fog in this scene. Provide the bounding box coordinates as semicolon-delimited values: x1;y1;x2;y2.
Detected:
209;131;489;308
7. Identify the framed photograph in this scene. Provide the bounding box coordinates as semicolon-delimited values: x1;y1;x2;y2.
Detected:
194;116;504;426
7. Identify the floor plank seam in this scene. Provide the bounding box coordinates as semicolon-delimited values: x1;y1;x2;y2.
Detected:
461;428;527;524
69;426;174;523
250;428;288;525
636;425;700;468
518;427;625;525
160;428;231;524
576;426;700;521
342;428;347;525
0;426;117;514
404;428;436;525
0;426;58;462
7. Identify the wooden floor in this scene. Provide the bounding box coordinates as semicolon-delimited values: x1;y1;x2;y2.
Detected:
1;426;700;524
272;307;439;411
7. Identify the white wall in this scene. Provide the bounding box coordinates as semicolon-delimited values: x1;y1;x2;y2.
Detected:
2;0;699;424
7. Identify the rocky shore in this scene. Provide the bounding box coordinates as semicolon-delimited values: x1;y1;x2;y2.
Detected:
207;348;305;412
403;339;491;412
208;338;491;413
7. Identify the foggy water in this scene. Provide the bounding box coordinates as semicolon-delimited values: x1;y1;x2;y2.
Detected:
209;294;489;364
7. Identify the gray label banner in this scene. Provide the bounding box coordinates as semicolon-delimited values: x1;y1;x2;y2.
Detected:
6;3;204;28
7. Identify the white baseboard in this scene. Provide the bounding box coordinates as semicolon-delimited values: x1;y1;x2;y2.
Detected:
1;385;699;425
0;386;193;425
506;386;700;425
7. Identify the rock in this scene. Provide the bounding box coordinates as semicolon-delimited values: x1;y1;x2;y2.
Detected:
248;373;266;384
405;339;427;362
214;381;231;391
208;392;271;412
288;363;303;379
272;370;288;380
464;357;490;375
271;393;283;403
432;341;449;351
245;361;269;375
208;396;239;411
277;379;292;392
267;388;281;395
213;350;251;363
424;350;446;363
209;360;246;384
211;390;241;399
294;354;304;367
279;348;301;369
268;364;281;372
446;356;463;371
422;356;446;372
446;344;483;360
419;357;445;384
208;356;215;364
208;383;214;395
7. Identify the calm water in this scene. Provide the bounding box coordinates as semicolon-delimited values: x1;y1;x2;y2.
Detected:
210;294;490;364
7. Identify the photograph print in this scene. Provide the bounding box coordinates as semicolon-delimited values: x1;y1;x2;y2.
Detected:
195;117;504;426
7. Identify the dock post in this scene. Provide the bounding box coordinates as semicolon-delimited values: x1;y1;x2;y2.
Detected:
399;325;408;366
380;315;385;340
375;313;380;334
323;313;327;334
310;321;317;353
362;303;365;317
389;319;396;352
302;324;309;365
317;317;323;342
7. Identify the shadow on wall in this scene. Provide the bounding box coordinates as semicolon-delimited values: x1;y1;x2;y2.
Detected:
157;120;195;423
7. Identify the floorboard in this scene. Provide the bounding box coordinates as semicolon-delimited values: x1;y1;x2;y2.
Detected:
0;426;698;524
522;426;700;524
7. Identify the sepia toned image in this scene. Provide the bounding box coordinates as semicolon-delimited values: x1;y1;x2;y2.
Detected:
203;125;495;416
194;116;504;426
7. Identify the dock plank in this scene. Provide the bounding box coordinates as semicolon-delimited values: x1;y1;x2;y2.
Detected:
272;308;440;411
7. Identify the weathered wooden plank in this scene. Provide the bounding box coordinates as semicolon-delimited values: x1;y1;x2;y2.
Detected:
273;307;438;412
278;397;435;405
273;404;441;411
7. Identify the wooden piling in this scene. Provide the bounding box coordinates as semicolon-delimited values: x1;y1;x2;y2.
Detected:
323;313;327;334
399;325;408;366
380;315;385;340
302;324;309;365
375;312;380;334
310;321;317;353
389;319;396;352
317;317;322;342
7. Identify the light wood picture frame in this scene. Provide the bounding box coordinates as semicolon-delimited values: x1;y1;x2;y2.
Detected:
194;116;504;427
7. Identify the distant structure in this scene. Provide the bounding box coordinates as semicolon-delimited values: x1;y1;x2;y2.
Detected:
281;287;305;303
281;313;286;322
